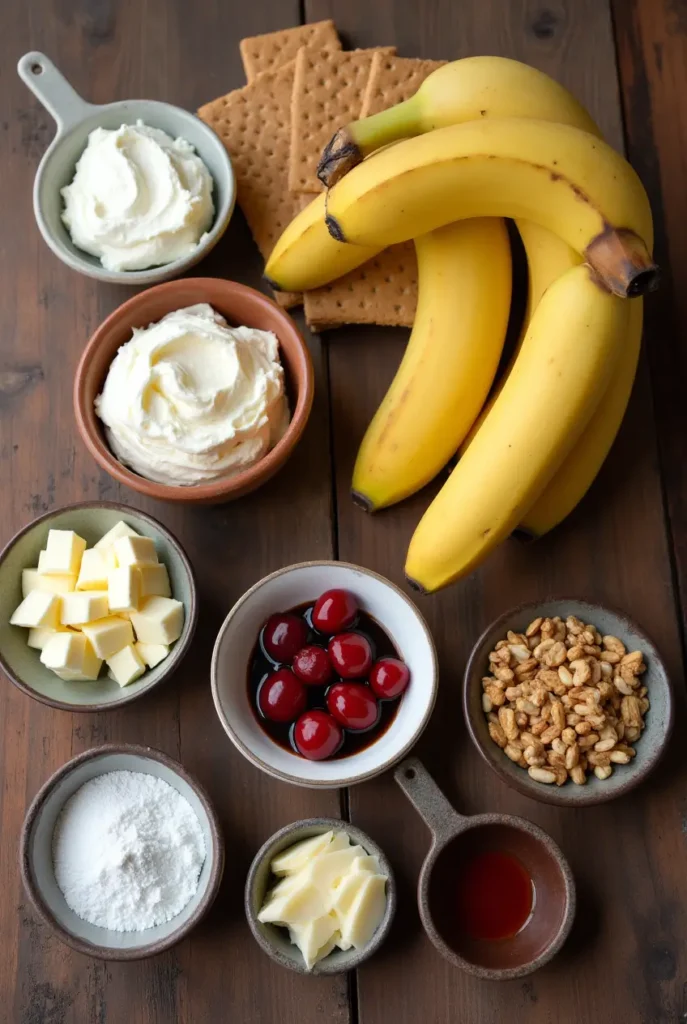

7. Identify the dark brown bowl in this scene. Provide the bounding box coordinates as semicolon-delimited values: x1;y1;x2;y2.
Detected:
395;759;575;979
21;744;224;960
74;278;314;504
463;599;674;807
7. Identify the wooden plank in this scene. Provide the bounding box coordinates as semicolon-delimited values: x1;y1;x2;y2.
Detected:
304;1;687;1022
0;3;348;1023
612;0;687;646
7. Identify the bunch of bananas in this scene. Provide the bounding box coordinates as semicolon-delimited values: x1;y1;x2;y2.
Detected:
265;57;656;593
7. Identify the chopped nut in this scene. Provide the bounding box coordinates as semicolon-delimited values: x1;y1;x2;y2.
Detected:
483;614;648;786
528;766;556;784
488;721;508;748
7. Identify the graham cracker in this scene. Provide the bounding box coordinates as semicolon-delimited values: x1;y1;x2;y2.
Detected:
240;20;341;82
289;46;396;193
304;243;417;331
303;53;446;329
360;53;447;117
198;63;305;309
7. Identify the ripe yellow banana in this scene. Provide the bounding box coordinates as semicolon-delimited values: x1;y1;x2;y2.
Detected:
325;119;656;297
266;57;605;294
520;299;643;536
404;264;630;593
319;55;599;185
352;219;511;511
460;221;581;454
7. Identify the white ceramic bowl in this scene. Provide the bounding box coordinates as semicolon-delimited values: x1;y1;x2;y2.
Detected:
211;561;438;788
21;745;224;960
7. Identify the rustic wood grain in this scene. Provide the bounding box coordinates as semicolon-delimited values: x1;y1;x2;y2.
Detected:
304;1;687;1022
0;2;346;1023
612;0;687;660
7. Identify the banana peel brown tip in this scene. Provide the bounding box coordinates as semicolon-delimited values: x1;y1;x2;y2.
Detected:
404;574;427;595
351;490;376;513
317;128;364;188
263;274;283;292
585;227;660;297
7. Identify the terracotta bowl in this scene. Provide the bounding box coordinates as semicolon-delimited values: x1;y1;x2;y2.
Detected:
0;501;197;712
463;599;673;807
395;759;575;979
74;278;314;504
244;817;396;975
21;744;224;960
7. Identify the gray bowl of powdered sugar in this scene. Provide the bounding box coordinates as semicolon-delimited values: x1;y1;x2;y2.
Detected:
20;744;225;959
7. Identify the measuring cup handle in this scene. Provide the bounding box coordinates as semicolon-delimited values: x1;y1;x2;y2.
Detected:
394;758;466;845
17;52;93;133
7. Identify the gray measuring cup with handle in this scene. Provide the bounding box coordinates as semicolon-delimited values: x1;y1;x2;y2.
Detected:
394;757;576;979
17;51;235;285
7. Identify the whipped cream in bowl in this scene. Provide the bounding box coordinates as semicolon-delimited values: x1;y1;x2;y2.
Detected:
62;121;215;273
18;52;235;285
95;303;290;487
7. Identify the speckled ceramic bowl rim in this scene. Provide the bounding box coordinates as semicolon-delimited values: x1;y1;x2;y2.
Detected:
244;816;396;974
463;597;675;807
0;500;198;712
210;560;438;788
20;743;225;960
73;279;314;504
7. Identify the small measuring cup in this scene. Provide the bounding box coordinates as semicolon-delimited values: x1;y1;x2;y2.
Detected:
17;51;235;285
395;758;575;979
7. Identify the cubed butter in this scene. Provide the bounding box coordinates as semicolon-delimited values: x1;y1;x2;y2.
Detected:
36;554;77;592
27;625;72;650
41;529;87;575
10;591;61;629
21;569;40;598
61;591;109;626
138;563;171;598
130;596;183;645
40;632;102;681
94;521;140;552
135;641;169;669
76;549;108;591
81;616;134;659
108;566;141;613
106;644;146;687
114;535;158;569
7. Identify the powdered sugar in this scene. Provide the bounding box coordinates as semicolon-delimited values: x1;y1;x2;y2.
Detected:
52;770;206;932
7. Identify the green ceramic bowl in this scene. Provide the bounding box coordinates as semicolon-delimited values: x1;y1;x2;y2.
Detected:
0;502;197;711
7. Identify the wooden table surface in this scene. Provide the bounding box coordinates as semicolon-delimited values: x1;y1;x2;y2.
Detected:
2;1;686;1022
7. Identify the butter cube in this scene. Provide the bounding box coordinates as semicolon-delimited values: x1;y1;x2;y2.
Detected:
37;553;78;590
76;549;108;591
106;644;146;687
135;641;169;669
107;566;141;613
41;530;87;575
40;632;102;681
94;521;140;552
81;616;134;659
138;563;171;598
61;591;109;626
21;569;40;598
114;535;158;569
10;591;61;629
130;596;183;645
27;626;72;650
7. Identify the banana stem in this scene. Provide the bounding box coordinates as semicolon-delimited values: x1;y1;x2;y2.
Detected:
318;98;421;187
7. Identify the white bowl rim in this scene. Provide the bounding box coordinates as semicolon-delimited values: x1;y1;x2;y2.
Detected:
211;560;439;788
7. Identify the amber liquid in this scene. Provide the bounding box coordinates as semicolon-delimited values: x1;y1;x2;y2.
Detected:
248;602;403;759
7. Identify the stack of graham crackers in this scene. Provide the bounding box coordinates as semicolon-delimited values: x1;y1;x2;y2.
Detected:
198;22;445;331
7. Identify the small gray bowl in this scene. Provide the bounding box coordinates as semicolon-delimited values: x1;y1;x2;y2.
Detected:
21;744;224;960
17;51;235;285
463;599;674;806
0;501;197;711
245;817;396;974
